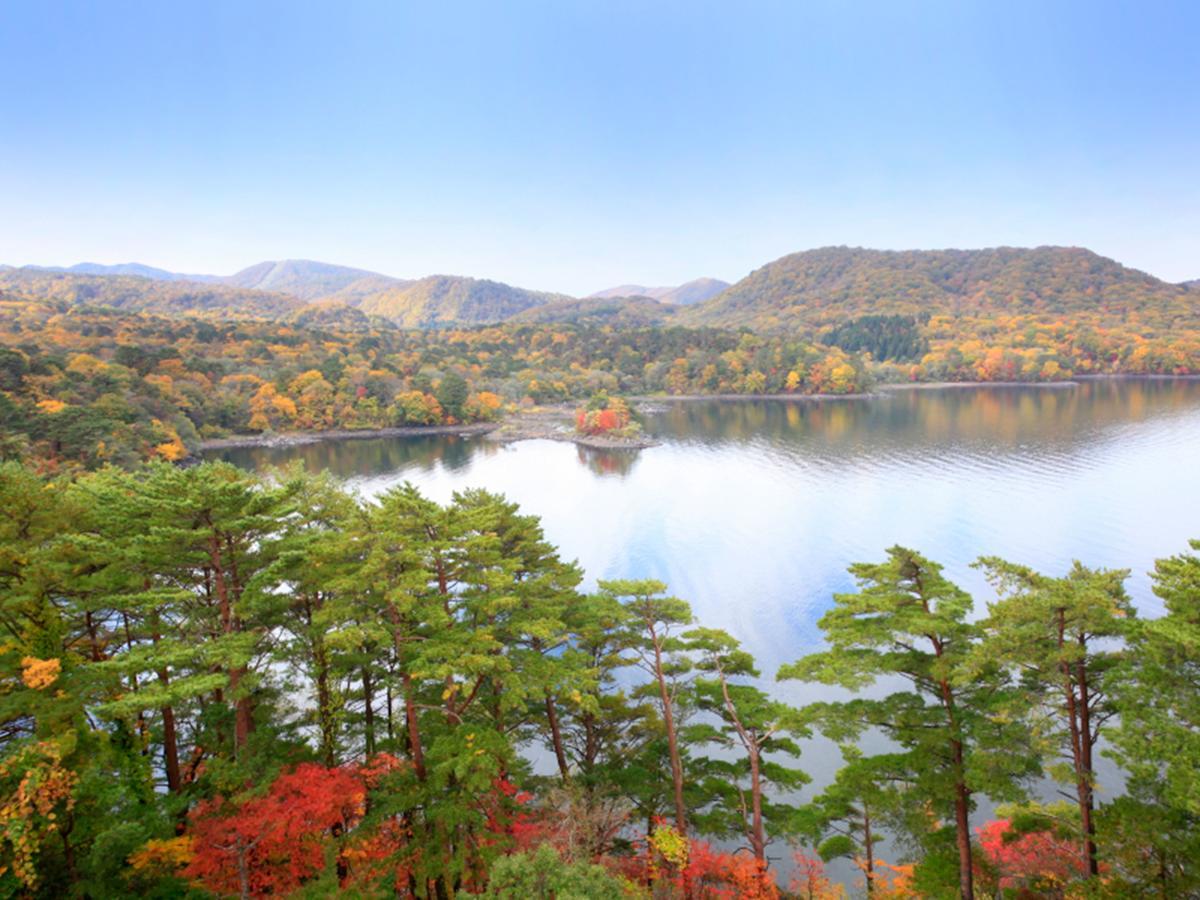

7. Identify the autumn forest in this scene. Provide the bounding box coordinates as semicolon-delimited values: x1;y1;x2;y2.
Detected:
0;250;1197;898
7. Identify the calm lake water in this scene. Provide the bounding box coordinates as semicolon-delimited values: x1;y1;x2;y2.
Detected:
209;379;1200;867
211;379;1200;681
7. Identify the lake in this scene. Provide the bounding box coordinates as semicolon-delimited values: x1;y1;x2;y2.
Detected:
208;378;1200;868
211;379;1200;680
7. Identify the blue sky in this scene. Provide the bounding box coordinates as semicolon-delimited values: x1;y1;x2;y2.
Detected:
2;0;1197;294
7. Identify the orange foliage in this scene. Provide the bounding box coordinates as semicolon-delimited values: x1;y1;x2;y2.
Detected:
20;656;60;690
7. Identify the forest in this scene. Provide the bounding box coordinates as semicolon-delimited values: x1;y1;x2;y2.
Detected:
0;459;1196;898
0;296;869;469
3;247;1200;472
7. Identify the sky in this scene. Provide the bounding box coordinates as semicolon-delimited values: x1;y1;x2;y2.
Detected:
1;0;1197;295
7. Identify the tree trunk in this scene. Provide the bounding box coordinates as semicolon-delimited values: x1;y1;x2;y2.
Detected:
151;620;182;793
863;804;875;897
160;688;182;793
952;760;974;900
314;642;336;766
1076;650;1099;877
748;743;766;862
362;667;376;757
210;536;253;755
545;694;571;781
651;627;687;835
402;671;426;780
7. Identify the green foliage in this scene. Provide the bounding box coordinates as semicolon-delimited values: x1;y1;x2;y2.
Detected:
481;844;632;899
0;459;1195;898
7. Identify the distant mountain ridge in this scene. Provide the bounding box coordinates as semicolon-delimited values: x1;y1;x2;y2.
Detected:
680;246;1196;331
4;247;1192;333
224;260;395;301
588;277;729;305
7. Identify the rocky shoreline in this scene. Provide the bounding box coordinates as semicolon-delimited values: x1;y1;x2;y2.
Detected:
196;406;658;454
484;405;658;449
197;422;500;451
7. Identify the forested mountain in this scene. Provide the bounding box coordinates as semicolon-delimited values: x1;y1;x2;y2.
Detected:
589;277;729;305
52;262;221;282
223;259;393;300
510;295;677;327
683;246;1196;330
355;274;570;327
0;268;302;317
282;301;386;331
660;277;731;305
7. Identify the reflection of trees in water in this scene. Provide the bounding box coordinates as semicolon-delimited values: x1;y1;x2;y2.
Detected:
209;433;499;476
647;380;1200;460
575;445;640;478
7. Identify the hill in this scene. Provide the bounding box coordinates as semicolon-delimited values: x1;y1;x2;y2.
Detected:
0;268;302;318
223;259;393;300
510;295;677;327
683;246;1195;331
588;277;729;305
356;275;569;327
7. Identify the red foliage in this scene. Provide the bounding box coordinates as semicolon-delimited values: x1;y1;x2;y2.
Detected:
483;777;544;850
184;762;375;898
977;818;1087;891
617;830;780;899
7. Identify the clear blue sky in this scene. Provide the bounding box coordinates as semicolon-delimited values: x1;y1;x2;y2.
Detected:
2;0;1197;294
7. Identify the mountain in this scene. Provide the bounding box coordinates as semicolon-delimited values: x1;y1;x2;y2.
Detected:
510;295;676;327
65;262;223;282
588;284;668;300
1184;279;1200;290
355;275;569;327
659;277;730;305
682;246;1195;331
588;277;729;305
283;301;387;332
16;262;221;282
0;268;302;318
222;259;394;301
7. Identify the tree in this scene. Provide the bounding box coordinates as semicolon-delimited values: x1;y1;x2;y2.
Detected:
685;627;808;863
481;844;629;900
436;371;470;422
975;557;1132;878
780;547;1037;900
796;747;905;896
1110;539;1200;817
600;580;694;836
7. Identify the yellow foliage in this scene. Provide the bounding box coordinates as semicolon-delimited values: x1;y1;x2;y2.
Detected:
35;399;66;414
128;836;194;875
154;438;188;462
20;656;60;690
0;741;77;889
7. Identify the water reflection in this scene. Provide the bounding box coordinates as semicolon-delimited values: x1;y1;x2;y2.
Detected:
213;431;497;477
207;379;1200;875
575;445;641;478
207;379;1200;678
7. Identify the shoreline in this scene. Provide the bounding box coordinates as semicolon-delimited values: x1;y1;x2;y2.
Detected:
197;422;500;451
483;405;659;450
197;374;1197;454
197;408;659;454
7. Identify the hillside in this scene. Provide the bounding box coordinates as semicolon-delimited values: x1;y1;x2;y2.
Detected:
683;246;1195;331
60;262;221;282
510;295;677;327
589;277;729;305
223;259;393;300
0;268;302;317
356;275;569;327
